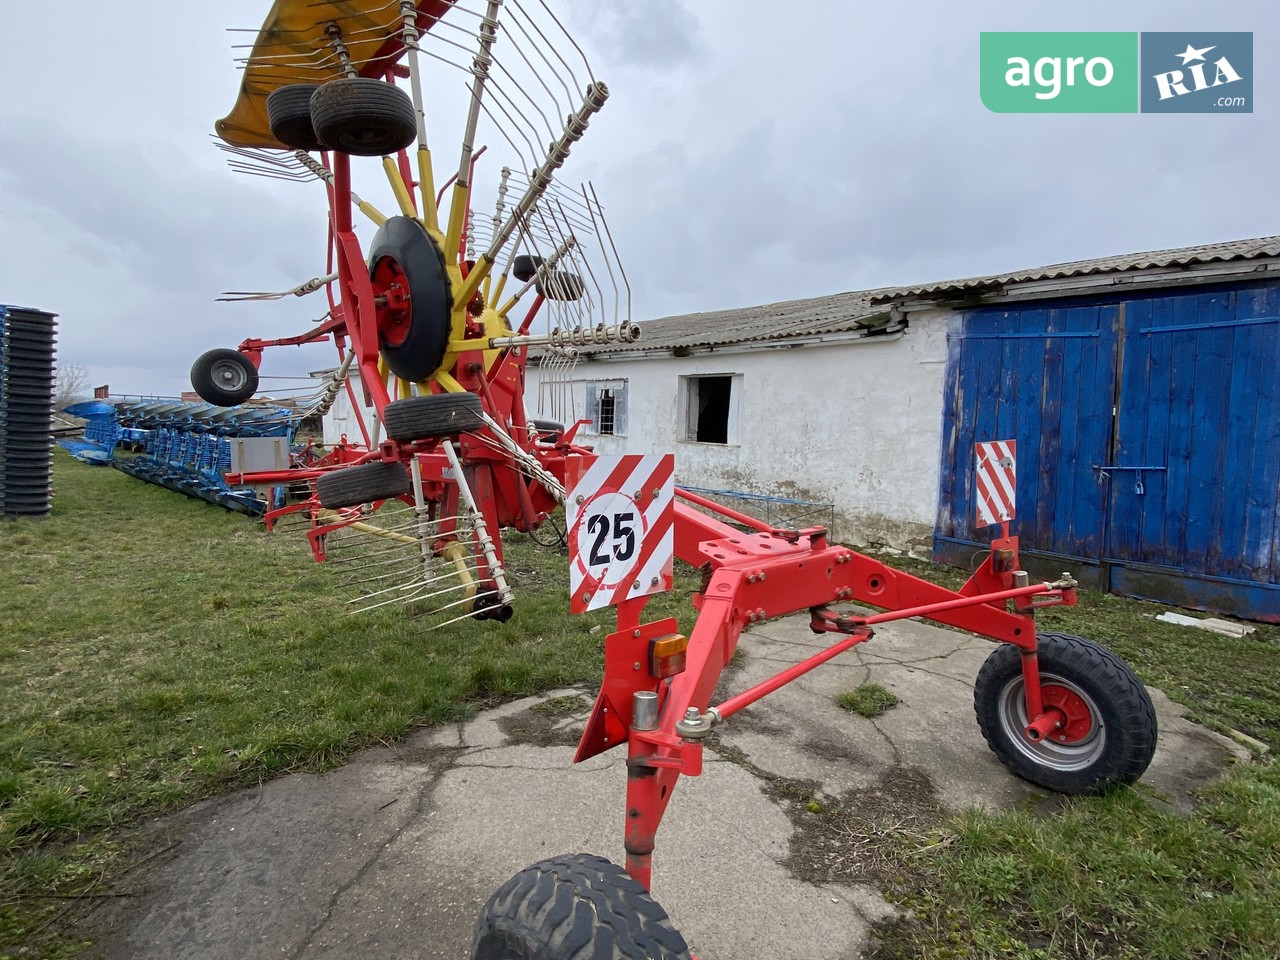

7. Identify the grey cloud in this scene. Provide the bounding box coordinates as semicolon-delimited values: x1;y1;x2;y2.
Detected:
0;118;331;395
2;0;1277;396
578;0;703;69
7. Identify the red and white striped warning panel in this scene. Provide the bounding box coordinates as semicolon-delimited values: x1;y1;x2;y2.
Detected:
567;454;675;613
974;440;1016;529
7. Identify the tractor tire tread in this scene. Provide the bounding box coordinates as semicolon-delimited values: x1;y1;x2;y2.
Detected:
383;393;484;441
974;632;1157;795
512;254;545;283
529;418;564;443
310;78;416;157
190;349;259;407
536;271;585;302
316;461;411;509
267;83;325;151
472;853;691;960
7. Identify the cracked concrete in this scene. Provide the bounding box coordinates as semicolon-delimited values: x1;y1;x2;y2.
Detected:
87;614;1248;960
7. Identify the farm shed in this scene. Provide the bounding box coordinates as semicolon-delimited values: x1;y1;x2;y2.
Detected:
524;236;1280;620
526;290;948;551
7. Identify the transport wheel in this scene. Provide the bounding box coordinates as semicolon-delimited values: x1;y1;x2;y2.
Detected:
309;77;416;157
368;216;453;384
472;853;692;960
974;632;1157;795
511;254;544;282
529;418;564;443
316;461;411;509
383;393;484;441
190;349;259;406
536;271;585;302
267;83;325;151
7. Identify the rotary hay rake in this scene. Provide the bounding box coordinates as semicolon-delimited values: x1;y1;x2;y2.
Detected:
194;2;1159;956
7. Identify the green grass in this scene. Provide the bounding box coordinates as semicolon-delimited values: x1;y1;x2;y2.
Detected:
0;451;695;957
836;682;901;718
4;456;1279;959
870;764;1280;960
868;553;1280;960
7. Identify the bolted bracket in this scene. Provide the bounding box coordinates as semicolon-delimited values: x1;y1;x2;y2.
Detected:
674;706;720;741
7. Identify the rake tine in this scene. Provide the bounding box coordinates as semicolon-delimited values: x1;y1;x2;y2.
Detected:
416;591;502;629
349;559;483;603
340;562;424;588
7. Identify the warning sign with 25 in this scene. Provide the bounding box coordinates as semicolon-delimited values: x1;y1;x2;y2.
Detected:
566;454;674;613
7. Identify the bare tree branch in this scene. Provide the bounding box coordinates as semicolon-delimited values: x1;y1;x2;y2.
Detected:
54;362;90;410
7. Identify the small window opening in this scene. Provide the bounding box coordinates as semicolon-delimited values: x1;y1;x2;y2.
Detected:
598;388;617;436
692;376;732;444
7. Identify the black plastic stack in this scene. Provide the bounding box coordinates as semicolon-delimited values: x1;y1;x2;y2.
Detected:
0;305;58;518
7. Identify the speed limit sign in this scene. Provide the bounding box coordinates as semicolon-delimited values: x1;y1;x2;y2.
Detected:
566;454;675;613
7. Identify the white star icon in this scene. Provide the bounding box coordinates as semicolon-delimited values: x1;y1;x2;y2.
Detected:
1176;43;1216;65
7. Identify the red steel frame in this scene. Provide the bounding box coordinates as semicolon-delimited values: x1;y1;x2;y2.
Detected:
577;499;1076;890
220;3;1083;895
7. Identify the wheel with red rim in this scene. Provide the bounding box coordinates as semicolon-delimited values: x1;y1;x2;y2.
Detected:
368;216;452;383
973;632;1157;795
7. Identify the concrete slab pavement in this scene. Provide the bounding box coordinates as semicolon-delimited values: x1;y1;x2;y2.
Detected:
88;614;1248;960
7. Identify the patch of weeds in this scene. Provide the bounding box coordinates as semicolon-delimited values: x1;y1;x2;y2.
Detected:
707;737;940;889
868;760;1280;960
502;694;592;748
763;775;823;808
835;682;900;718
780;765;944;889
530;694;590;719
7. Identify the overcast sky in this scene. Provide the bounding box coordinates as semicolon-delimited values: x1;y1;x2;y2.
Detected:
0;1;1274;397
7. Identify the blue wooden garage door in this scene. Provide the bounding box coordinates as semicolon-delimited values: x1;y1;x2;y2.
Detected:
935;281;1280;621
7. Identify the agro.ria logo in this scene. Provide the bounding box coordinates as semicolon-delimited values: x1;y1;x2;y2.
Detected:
1141;33;1252;112
1152;43;1243;100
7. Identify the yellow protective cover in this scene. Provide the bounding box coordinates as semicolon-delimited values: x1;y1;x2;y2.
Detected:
215;0;454;148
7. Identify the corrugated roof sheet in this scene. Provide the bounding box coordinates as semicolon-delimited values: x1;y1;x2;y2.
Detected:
570;290;894;356
867;235;1280;302
560;235;1280;358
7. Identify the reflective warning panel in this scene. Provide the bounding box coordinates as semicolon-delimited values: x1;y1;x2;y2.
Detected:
567;454;675;613
975;440;1017;528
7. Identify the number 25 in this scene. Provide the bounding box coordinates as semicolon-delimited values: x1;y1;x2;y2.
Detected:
587;511;636;565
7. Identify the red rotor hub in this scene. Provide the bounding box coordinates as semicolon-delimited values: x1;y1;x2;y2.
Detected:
1038;683;1094;743
371;257;413;347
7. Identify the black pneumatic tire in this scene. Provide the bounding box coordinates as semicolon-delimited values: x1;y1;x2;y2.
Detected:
190;349;259;407
472;853;692;960
529;418;564;443
511;254;545;283
369;216;453;384
536;271;585;302
383;393;484;442
310;78;417;157
267;83;325;151
316;461;411;509
974;632;1157;795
